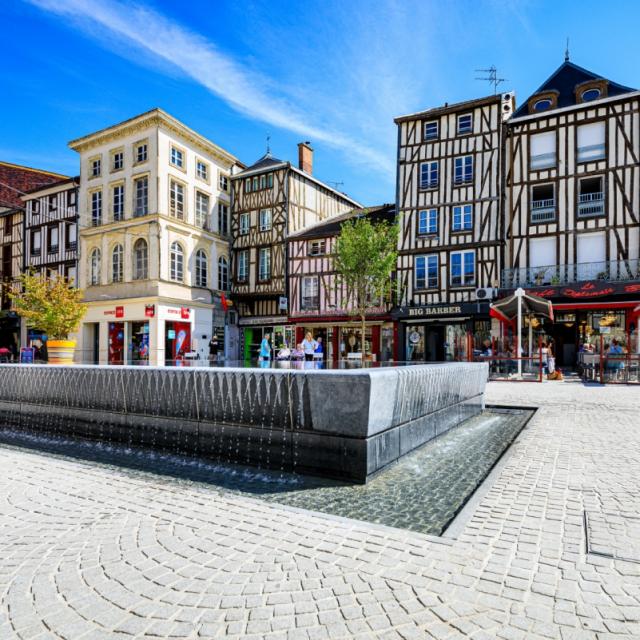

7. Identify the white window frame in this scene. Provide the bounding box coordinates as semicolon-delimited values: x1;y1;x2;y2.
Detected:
218;256;229;291
170;146;184;169
259;209;272;232
169;180;185;220
195;249;208;287
415;254;438;290
112;184;124;221
90;158;101;177
90;248;101;286
111;244;124;283
424;121;438;141
308;240;326;256
112;150;124;172
239;212;250;235
420;161;439;189
91;190;102;226
218;202;229;235
133;238;148;281
31;229;41;255
452;204;473;231
237;250;249;281
196;159;209;182
258;247;271;281
457;113;473;135
418;209;438;235
450;250;475;287
133;176;148;217
301;275;319;310
453;156;473;186
135;142;148;164
219;174;229;192
195;191;210;229
170;242;184;282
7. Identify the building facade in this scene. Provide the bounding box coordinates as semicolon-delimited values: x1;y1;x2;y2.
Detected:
393;93;515;361
0;161;67;358
230;143;360;359
69;109;241;366
503;60;640;365
288;204;396;361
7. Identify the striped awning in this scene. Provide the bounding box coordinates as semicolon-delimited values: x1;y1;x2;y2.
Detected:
490;291;554;323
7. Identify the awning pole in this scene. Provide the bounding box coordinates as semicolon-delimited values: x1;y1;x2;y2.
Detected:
516;288;523;378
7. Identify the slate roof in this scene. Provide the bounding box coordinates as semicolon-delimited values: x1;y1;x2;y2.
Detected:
513;60;636;118
288;204;396;240
235;152;286;176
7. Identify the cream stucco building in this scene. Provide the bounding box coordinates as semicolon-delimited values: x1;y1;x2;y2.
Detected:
69;108;242;366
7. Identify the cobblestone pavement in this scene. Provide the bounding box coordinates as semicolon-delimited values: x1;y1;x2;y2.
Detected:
1;381;639;639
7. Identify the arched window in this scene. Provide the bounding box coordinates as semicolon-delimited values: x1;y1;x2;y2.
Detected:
89;248;101;286
170;241;184;282
133;238;148;280
581;88;601;102
195;249;208;287
111;244;123;283
533;98;552;112
218;256;229;291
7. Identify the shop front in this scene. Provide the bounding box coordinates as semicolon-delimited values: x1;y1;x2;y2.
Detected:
238;316;294;361
78;300;213;366
393;302;491;362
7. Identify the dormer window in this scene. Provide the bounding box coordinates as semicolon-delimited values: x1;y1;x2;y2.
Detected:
581;88;601;102
534;99;552;112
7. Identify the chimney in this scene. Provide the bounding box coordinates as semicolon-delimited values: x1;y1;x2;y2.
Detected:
297;141;313;174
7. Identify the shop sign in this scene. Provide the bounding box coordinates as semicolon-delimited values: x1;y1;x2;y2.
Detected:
145;304;155;318
278;296;288;311
407;305;462;318
158;306;192;321
520;279;640;299
167;329;176;339
115;306;124;318
180;307;190;319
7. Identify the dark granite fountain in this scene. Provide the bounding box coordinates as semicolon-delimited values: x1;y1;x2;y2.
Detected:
0;363;487;483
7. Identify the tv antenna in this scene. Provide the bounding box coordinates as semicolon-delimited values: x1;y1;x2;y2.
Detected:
475;65;507;94
327;181;344;191
266;133;271;154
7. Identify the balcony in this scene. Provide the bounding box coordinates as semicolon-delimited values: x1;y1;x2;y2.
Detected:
578;192;605;218
502;259;640;289
530;198;556;223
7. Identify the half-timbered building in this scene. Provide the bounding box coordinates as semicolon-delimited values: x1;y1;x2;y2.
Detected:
393;92;515;361
230;143;360;359
503;59;640;365
288;204;396;362
0;161;67;358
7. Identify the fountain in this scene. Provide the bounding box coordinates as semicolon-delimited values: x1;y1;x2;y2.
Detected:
0;362;487;483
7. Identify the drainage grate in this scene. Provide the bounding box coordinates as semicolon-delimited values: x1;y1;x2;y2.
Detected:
584;510;640;564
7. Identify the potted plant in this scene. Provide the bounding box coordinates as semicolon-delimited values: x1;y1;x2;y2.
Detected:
10;272;87;365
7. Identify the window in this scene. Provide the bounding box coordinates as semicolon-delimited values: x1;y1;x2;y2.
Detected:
170;146;184;168
196;160;209;181
259;209;272;231
424;121;438;141
452;204;473;231
135;142;148;163
89;248;101;285
112;151;124;171
259;174;266;189
301;276;319;310
134;176;148;217
169;180;184;220
218;256;229;291
48;194;57;214
4;216;11;236
245;178;252;193
112;184;124;221
534;98;552;112
578;176;605;218
91;191;102;226
218;203;229;235
31;229;41;255
457;113;473;135
31;199;40;216
308;240;326;256
415;255;438;289
170;242;184;282
451;251;475;286
530;131;556;169
65;223;77;249
219;174;229;192
195;191;210;229
195;249;208;287
133;239;148;280
454;156;473;185
237;250;249;281
111;244;123;283
577;122;605;163
252;176;259;191
239;212;250;235
267;173;274;188
420;161;439;189
530;184;556;223
65;265;77;285
418;209;438;235
581;88;601;102
90;158;101;177
68;189;77;207
258;247;271;281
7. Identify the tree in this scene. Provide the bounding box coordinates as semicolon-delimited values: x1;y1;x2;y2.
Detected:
334;214;398;359
9;272;87;340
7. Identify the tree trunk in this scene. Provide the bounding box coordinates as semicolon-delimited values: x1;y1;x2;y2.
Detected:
361;312;366;361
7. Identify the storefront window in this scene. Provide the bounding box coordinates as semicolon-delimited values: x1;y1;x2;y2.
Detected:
340;327;372;358
444;324;468;361
406;326;425;361
381;323;394;362
130;321;149;364
580;311;628;352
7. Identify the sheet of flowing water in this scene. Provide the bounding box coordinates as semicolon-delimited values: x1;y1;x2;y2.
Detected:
0;408;531;535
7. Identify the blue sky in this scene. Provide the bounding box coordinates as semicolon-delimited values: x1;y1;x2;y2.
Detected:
1;0;639;204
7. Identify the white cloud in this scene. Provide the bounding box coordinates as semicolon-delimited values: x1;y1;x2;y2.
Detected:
26;0;395;176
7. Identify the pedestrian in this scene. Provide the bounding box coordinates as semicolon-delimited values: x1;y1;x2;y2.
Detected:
301;332;317;362
208;333;219;365
313;336;324;360
259;333;272;364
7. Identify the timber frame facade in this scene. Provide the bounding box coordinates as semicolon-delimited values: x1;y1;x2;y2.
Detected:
230;148;360;324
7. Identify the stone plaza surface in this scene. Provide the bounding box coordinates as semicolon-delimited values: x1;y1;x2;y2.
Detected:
0;381;639;639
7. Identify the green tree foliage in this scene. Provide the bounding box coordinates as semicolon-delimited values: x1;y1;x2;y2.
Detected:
9;272;87;340
334;214;398;358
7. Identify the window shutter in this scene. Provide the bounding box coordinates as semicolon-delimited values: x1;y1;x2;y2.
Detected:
529;237;555;268
530;131;555;156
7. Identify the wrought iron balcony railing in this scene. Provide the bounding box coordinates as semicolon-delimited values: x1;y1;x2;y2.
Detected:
578;192;605;217
530;198;556;223
502;259;640;289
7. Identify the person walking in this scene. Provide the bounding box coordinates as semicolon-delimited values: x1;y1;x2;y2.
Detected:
301;332;317;362
208;334;219;365
259;333;272;365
